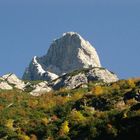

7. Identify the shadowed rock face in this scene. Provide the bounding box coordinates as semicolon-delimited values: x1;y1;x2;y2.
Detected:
22;32;101;81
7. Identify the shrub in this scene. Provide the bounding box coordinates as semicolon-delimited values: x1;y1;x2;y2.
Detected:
69;110;86;124
59;121;70;135
92;86;104;96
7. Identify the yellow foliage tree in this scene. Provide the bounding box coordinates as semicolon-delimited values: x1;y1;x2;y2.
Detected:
60;121;70;135
71;92;83;101
70;110;85;123
41;117;49;126
5;119;14;130
18;134;30;140
112;83;120;91
127;79;135;88
92;85;103;95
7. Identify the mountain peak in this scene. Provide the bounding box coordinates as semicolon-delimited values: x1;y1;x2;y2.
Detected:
22;32;114;82
63;31;78;36
53;32;91;48
62;32;81;38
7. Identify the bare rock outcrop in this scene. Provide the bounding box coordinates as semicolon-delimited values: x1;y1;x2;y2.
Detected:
0;81;13;90
50;67;118;90
30;81;52;96
0;74;52;95
23;32;101;81
2;73;26;90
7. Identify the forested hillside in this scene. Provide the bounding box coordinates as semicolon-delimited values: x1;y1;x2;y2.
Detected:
0;79;140;140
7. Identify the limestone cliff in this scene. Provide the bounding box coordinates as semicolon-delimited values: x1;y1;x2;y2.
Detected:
23;32;101;81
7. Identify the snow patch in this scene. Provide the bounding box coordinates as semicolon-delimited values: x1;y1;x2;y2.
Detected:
45;71;59;80
33;56;46;75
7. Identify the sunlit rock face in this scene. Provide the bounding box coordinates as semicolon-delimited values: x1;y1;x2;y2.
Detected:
0;73;52;95
50;67;119;90
0;32;119;94
0;73;26;90
2;73;26;90
23;32;101;81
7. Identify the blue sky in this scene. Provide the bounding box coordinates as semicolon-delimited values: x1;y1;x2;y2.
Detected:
0;0;140;79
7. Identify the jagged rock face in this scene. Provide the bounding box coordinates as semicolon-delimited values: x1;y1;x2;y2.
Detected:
23;56;59;81
0;67;118;96
30;81;52;96
0;82;13;90
0;73;52;95
0;73;28;90
23;32;101;81
2;73;26;90
87;68;118;83
50;67;119;90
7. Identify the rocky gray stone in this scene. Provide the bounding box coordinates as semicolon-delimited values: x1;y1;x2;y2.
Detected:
23;32;101;81
0;81;13;90
50;67;118;90
2;73;26;90
87;67;118;83
0;73;52;96
52;73;88;90
30;81;52;96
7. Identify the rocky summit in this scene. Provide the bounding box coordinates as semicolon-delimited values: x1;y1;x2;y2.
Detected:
0;32;119;95
22;32;101;81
